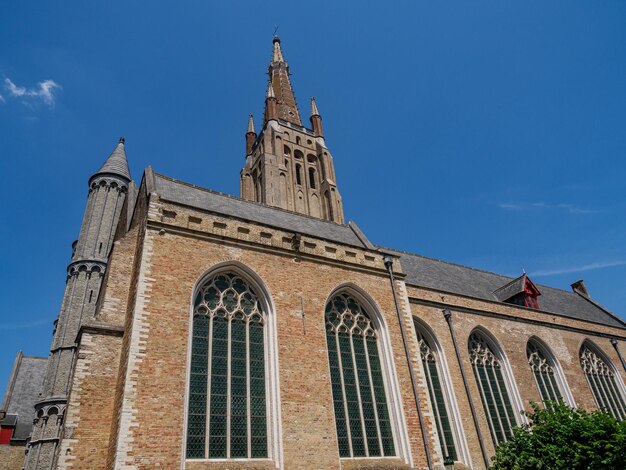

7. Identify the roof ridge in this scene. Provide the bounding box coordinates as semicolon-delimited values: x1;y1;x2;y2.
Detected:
152;171;353;229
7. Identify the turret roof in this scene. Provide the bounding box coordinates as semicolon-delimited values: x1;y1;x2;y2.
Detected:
95;137;131;181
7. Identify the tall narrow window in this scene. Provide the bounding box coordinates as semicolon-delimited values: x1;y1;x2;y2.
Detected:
469;332;518;445
415;328;458;462
308;168;316;189
580;342;626;420
295;164;302;186
527;341;562;403
326;293;395;458
187;272;267;459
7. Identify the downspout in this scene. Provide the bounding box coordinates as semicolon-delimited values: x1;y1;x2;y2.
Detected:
443;308;490;469
383;255;433;470
610;339;626;374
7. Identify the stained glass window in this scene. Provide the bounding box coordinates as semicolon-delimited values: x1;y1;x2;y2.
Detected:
325;293;395;458
580;343;626;420
187;272;267;459
468;333;518;446
415;328;457;462
527;341;562;404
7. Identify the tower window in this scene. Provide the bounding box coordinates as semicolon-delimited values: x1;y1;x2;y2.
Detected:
295;164;302;185
186;272;268;459
296;136;301;145
309;168;316;189
326;293;395;458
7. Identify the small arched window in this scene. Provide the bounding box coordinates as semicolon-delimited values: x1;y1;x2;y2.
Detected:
296;136;301;145
468;332;518;445
415;325;459;462
527;340;564;404
308;168;316;189
326;293;395;458
186;272;268;459
284;145;291;157
295;164;302;186
580;342;626;420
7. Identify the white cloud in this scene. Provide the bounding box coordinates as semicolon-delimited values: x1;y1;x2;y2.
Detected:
531;260;626;277
0;318;50;332
498;201;598;215
4;77;61;107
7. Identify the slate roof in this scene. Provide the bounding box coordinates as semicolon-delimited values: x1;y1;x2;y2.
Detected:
146;170;625;330
0;353;48;442
152;173;368;249
493;275;528;302
388;249;626;329
94;139;131;181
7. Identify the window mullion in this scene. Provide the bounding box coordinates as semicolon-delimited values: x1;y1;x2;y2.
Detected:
593;373;611;411
226;317;232;459
590;372;608;411
424;359;449;456
205;315;214;458
603;375;624;419
349;333;369;457
335;333;353;457
246;319;251;458
362;335;383;456
484;365;508;442
546;372;560;403
474;363;499;445
602;374;618;418
493;366;515;437
607;378;626;419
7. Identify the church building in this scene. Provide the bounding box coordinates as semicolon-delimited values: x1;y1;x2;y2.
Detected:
6;36;626;470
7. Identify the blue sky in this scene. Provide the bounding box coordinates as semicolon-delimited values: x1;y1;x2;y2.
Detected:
1;1;625;391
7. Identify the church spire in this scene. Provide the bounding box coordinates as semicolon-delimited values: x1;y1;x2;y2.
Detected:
265;36;302;126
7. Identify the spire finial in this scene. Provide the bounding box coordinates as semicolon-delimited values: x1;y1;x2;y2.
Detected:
119;136;125;144
310;96;320;117
272;35;284;62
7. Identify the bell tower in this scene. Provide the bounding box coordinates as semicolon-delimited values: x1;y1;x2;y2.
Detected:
240;36;344;224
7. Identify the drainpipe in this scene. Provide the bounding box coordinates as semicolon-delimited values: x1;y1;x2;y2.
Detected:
443;308;490;469
610;339;626;374
383;255;433;470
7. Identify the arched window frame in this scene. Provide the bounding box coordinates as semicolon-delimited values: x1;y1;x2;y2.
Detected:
413;319;471;466
183;262;283;467
324;285;412;466
580;340;626;420
526;337;576;407
468;328;525;446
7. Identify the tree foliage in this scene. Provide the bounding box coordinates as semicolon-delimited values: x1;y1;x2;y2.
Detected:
490;402;626;470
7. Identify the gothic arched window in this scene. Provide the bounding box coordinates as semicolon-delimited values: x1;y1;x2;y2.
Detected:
580;342;626;420
415;326;459;462
527;340;564;404
325;292;395;458
187;272;268;459
468;332;518;445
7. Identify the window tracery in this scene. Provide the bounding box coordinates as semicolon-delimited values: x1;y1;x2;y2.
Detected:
468;333;517;445
415;329;457;462
325;293;395;458
187;272;267;459
580;343;626;420
527;341;562;403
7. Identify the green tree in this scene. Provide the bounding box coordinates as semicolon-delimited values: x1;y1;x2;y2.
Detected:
491;402;626;470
